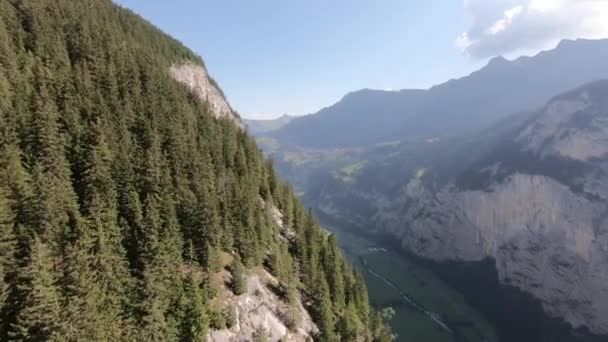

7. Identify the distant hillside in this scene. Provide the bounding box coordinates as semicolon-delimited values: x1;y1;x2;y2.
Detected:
379;80;608;339
266;38;608;148
245;114;295;134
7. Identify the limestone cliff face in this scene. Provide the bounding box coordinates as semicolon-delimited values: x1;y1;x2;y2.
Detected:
384;174;608;333
170;63;243;127
380;81;608;334
209;270;316;342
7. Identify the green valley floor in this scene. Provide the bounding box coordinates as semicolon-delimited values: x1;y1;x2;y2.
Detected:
324;220;498;342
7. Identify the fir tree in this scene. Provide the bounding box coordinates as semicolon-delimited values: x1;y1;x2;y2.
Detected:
11;237;61;341
0;0;391;339
312;271;337;342
230;258;247;296
61;121;133;340
179;247;208;342
0;179;16;328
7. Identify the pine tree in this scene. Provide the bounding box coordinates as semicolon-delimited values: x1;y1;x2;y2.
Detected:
26;60;81;255
0;143;33;340
275;243;298;303
312;271;337;342
136;146;184;341
0;1;392;339
61;122;133;340
337;302;364;341
326;235;346;312
179;264;208;342
230;258;247;296
11;237;61;341
0;179;16;327
371;308;395;342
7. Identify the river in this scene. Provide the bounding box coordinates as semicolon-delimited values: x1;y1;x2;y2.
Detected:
320;217;498;342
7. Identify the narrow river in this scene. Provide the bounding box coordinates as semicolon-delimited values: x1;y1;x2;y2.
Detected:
361;258;454;334
317;215;498;342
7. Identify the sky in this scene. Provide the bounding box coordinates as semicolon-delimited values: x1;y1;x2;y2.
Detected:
114;0;608;119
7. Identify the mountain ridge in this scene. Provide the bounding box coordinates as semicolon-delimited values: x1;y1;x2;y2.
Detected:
246;38;608;340
263;38;608;148
380;79;608;336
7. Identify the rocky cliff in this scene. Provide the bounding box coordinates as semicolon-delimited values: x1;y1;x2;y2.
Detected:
210;270;316;342
381;80;608;334
209;204;317;341
170;62;243;127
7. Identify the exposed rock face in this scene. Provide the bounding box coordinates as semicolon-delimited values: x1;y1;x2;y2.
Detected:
170;63;242;127
517;88;608;161
381;81;608;334
210;202;316;341
210;270;316;342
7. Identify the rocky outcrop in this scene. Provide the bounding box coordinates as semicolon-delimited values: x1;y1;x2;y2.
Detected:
517;85;608;161
210;270;316;342
380;81;608;335
384;174;608;333
208;201;316;341
170;63;242;127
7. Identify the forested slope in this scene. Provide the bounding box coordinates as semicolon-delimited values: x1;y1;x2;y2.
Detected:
0;0;391;340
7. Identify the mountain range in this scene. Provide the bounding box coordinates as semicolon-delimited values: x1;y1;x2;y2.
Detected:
248;38;608;341
259;38;608;148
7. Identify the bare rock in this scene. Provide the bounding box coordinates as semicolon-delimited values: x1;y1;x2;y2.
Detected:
170;63;243;127
210;270;316;342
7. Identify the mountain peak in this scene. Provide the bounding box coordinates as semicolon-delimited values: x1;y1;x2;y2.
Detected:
488;55;508;66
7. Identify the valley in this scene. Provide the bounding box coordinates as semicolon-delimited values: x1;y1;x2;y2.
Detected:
318;214;498;342
6;1;608;341
247;39;608;341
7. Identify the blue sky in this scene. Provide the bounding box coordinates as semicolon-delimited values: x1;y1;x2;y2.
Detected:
114;1;608;119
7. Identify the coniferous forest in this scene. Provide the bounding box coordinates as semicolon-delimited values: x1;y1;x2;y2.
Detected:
0;0;392;340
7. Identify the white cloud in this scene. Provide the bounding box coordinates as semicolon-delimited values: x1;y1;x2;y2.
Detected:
487;6;523;35
457;0;608;58
455;32;473;50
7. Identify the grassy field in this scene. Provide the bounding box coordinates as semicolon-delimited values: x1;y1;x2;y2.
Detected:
325;222;498;342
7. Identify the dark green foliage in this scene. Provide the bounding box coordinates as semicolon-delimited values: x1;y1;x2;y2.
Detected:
11;237;61;341
371;308;395;342
179;269;208;342
0;170;16;334
0;0;390;340
312;272;337;342
223;305;237;329
230;258;247;296
209;310;227;330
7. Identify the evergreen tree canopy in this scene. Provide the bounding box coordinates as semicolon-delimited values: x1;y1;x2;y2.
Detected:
0;0;392;340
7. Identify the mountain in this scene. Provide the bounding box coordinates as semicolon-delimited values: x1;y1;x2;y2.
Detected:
266;38;608;148
378;80;608;339
307;80;608;341
246;39;608;341
245;114;295;134
0;1;391;341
